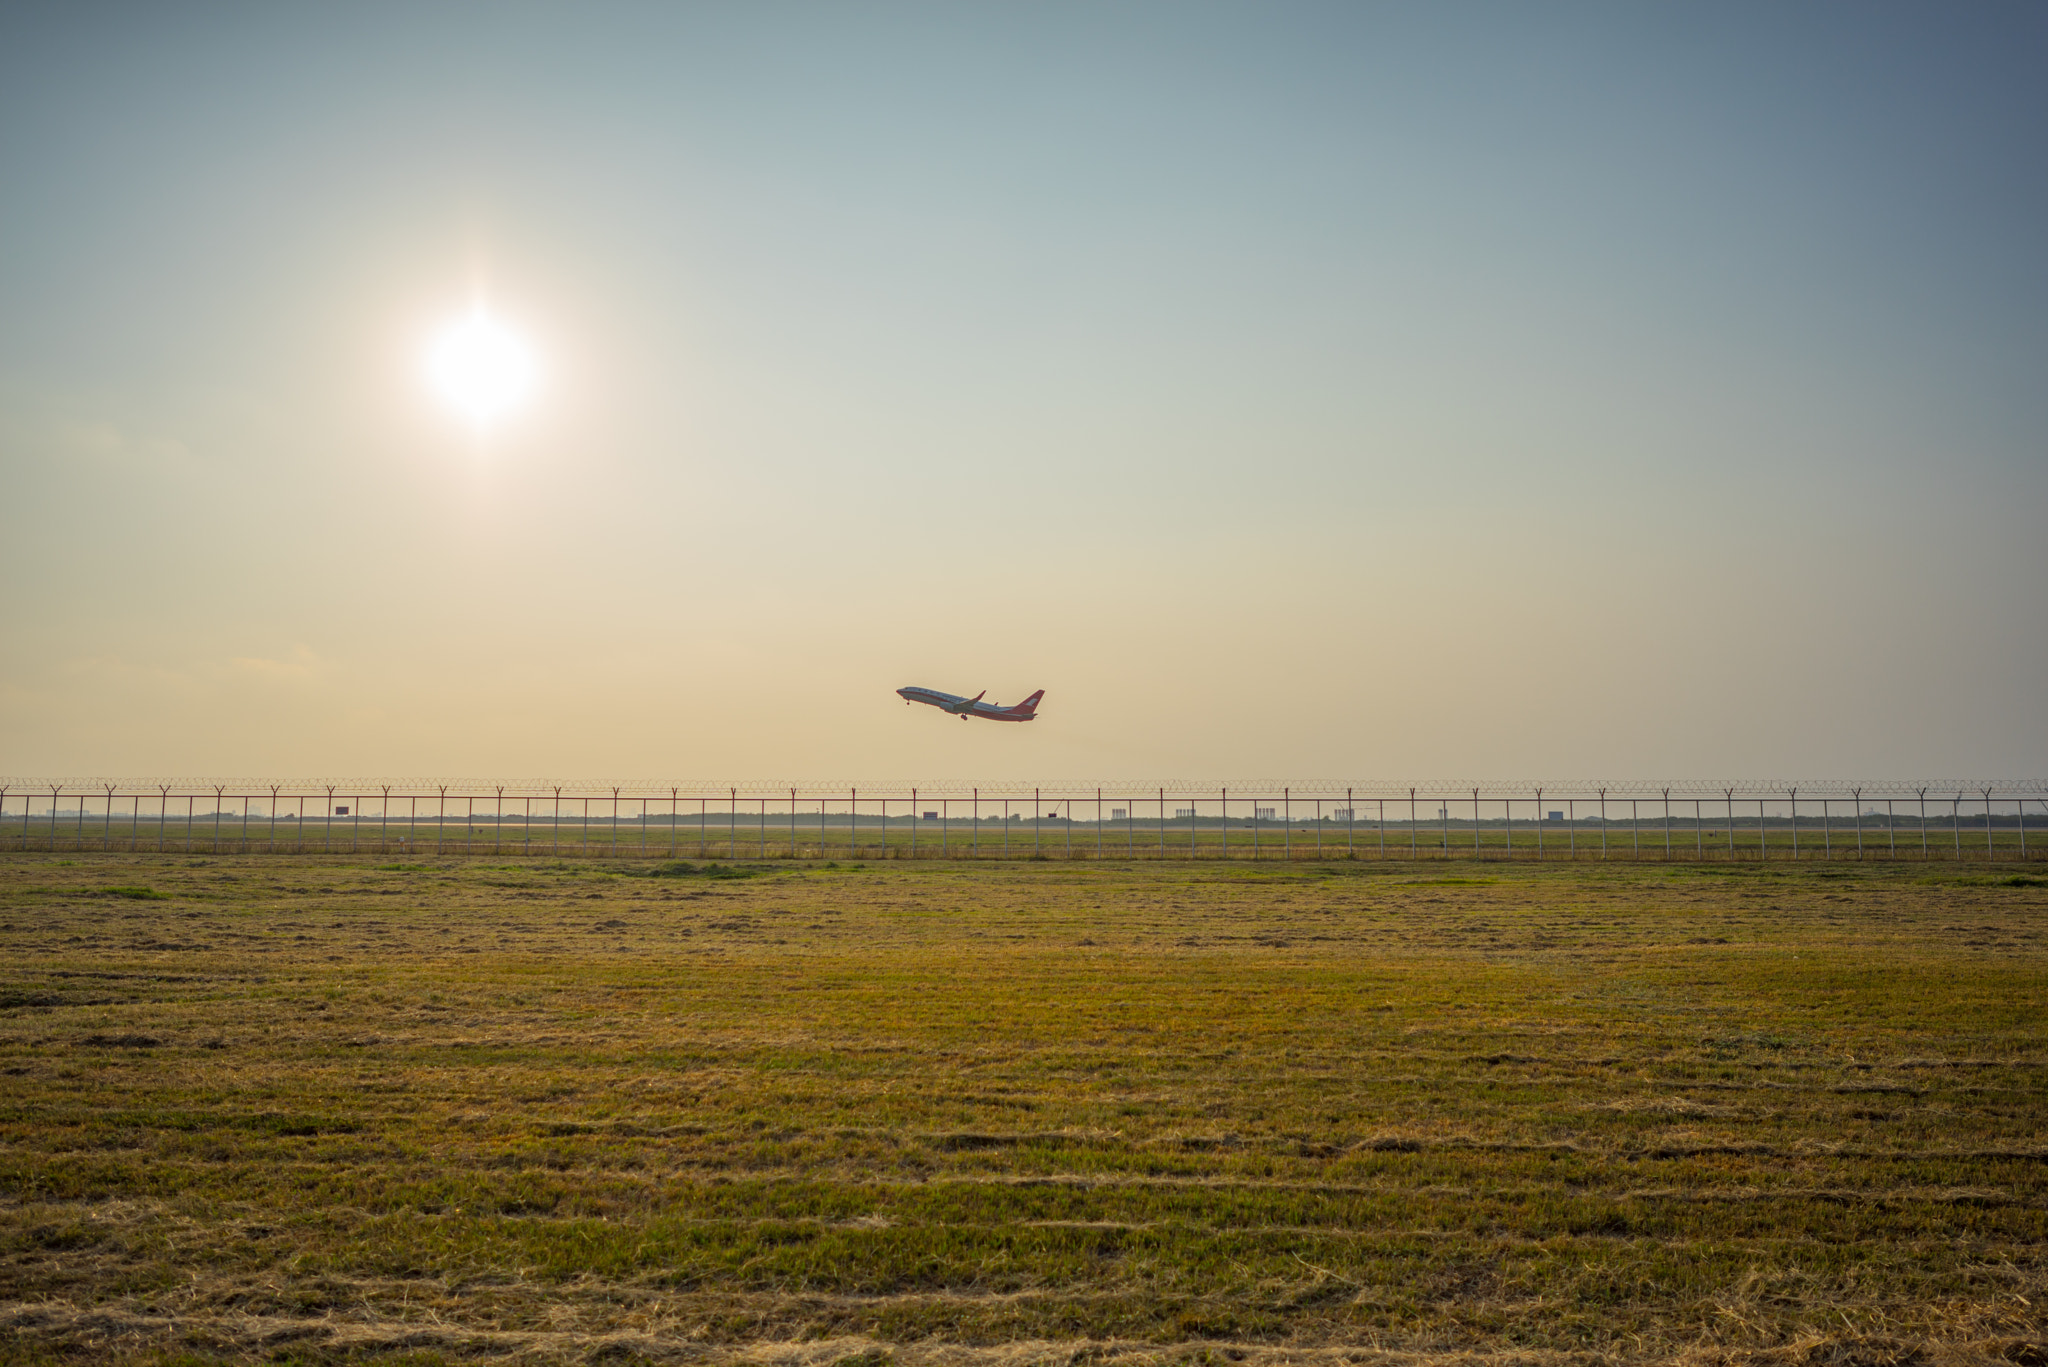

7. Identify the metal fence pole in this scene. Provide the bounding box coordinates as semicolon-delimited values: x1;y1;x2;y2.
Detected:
1315;797;1322;859
1663;789;1672;860
1886;798;1895;859
941;797;948;858
1535;789;1544;859
973;788;979;858
1821;797;1830;860
1284;788;1291;861
1851;788;1862;860
1694;797;1703;859
1409;789;1417;858
1568;798;1575;858
911;789;917;859
1598;789;1607;859
1033;788;1040;857
1788;789;1798;860
1096;788;1103;859
1377;796;1386;859
1983;788;1995;861
1347;787;1355;858
1631;799;1639;860
850;789;857;860
1471;788;1480;858
1160;788;1167;859
1221;788;1228;859
1064;796;1071;858
2020;794;2029;861
1952;792;1962;861
1724;788;1735;858
1758;798;1767;861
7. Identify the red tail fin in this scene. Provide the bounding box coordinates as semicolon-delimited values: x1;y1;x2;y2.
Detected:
1012;689;1044;715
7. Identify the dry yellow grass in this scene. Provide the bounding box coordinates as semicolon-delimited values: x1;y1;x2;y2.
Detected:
0;854;2043;1366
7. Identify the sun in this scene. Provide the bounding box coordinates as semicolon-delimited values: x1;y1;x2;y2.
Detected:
424;307;540;430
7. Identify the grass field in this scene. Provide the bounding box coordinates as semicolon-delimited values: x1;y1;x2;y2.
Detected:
5;808;2038;863
1;854;2044;1366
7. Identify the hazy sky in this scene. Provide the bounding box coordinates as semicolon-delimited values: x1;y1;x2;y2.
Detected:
3;2;2043;783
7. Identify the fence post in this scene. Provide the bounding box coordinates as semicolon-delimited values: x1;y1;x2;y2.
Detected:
1983;788;1995;861
1409;788;1417;858
1851;788;1862;860
1663;788;1672;860
1219;788;1226;859
1631;798;1639;860
1096;788;1103;859
1535;788;1544;859
1472;788;1481;858
972;788;978;858
1788;789;1798;860
1033;788;1039;857
1694;796;1703;859
1821;796;1830;860
1377;796;1386;859
1347;787;1354;858
911;789;917;858
2020;793;2029;861
1161;787;1167;859
1284;788;1291;861
1952;792;1962;861
1598;789;1607;859
849;788;857;860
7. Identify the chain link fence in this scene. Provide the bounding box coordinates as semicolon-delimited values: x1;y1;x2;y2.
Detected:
2;780;2041;861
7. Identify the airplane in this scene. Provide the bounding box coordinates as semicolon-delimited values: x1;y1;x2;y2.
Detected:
897;685;1044;722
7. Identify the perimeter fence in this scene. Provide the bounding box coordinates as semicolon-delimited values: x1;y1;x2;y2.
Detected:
2;780;2042;862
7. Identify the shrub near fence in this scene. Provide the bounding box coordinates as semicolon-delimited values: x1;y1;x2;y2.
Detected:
2;780;2042;862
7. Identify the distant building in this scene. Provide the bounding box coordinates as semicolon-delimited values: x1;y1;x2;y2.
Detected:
1547;811;1564;821
921;811;938;820
1110;808;1127;820
1255;807;1276;820
1333;808;1355;821
1175;808;1196;819
335;806;349;816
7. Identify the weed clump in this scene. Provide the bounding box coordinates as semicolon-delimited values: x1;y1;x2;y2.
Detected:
644;860;762;880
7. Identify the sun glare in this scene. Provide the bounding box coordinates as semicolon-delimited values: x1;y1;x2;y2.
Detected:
424;307;539;430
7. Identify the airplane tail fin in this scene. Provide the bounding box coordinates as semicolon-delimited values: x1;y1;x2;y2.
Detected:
1012;689;1045;715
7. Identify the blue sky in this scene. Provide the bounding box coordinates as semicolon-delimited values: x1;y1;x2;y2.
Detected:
2;2;2042;781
